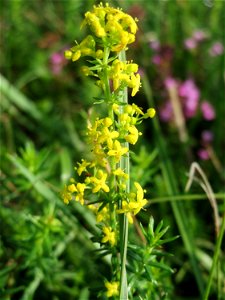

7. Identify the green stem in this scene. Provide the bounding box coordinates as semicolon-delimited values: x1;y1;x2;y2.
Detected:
118;50;129;300
103;47;111;103
203;213;225;300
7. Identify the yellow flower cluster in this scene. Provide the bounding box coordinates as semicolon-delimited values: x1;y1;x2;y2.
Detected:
110;60;140;96
117;182;148;224
62;2;156;257
62;3;157;297
86;2;137;50
65;2;137;61
64;3;141;97
61;103;155;240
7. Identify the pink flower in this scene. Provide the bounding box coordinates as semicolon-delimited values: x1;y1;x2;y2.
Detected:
201;101;215;120
49;51;67;75
159;101;173;122
179;79;200;118
209;42;224;56
164;77;177;89
184;38;197;50
152;54;161;65
201;130;213;144
197;148;210;160
149;40;160;51
193;30;207;42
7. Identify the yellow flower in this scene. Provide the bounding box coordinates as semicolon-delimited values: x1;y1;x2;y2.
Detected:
132;103;144;115
108;140;128;162
105;281;119;298
76;159;91;176
64;50;72;59
117;182;148;223
75;183;87;205
102;226;116;246
81;66;94;76
131;73;141;96
110;60;141;96
124;104;133;114
125;125;140;145
85;11;106;38
118;113;131;125
65;35;96;62
98;126;119;148
96;206;109;223
144;108;156;119
61;185;72;204
103;117;113;127
72;50;81;62
89;170;110;193
113;168;129;180
67;183;77;193
77;182;86;194
112;103;119;114
83;3;138;52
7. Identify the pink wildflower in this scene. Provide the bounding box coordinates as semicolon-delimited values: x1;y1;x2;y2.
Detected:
197;148;209;160
159;101;173;122
179;79;200;118
201;101;215;121
193;30;207;42
201;130;214;144
184;38;197;50
149;40;160;51
152;54;161;65
50;51;67;75
209;42;224;56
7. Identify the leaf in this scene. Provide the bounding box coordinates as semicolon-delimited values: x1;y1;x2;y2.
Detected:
148;215;155;237
148;261;174;273
158;235;180;245
0;74;43;121
21;268;44;300
60;147;73;184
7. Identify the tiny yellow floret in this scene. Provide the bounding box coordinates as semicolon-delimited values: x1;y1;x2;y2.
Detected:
102;226;116;246
105;281;119;297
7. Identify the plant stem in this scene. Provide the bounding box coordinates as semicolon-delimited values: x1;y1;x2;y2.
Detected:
103;47;111;103
118;50;129;300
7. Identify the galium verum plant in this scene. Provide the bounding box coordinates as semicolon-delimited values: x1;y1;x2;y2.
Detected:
62;3;157;298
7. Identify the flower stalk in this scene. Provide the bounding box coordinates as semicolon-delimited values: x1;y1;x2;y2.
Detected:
62;3;155;298
118;50;129;299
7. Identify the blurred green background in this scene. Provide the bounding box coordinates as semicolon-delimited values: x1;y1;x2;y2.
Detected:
0;0;224;299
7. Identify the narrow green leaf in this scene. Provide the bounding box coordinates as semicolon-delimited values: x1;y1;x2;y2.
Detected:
60;147;73;184
148;261;174;273
0;74;43;120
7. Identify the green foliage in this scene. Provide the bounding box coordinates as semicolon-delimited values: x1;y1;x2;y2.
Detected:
126;217;178;299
